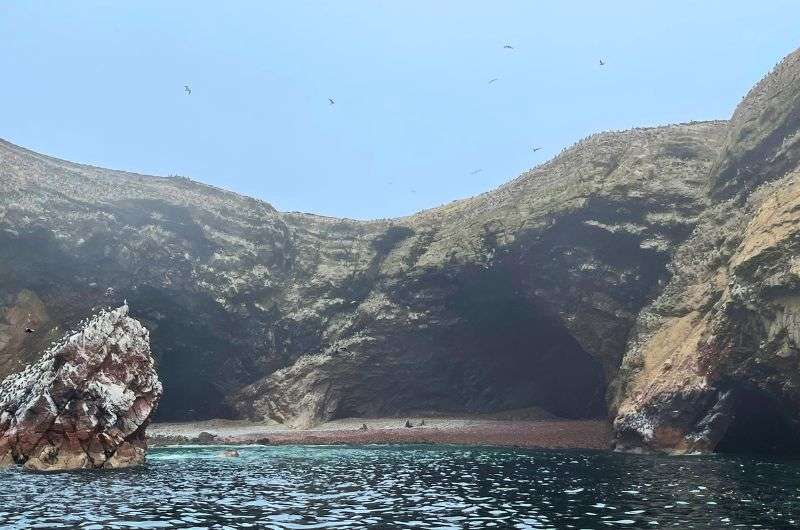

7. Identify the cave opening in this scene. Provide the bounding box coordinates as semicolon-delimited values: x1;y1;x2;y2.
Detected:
445;264;607;419
715;387;800;455
128;287;240;422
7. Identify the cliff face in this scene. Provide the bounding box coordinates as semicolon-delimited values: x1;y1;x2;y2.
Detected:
0;144;291;419
233;123;727;426
612;47;800;454
0;120;726;427
0;305;161;470
710;48;800;199
5;46;800;450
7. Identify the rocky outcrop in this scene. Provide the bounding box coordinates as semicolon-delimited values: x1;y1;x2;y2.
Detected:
0;304;162;470
612;176;800;454
611;47;800;454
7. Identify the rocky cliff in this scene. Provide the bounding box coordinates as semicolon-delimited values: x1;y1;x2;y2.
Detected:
0;305;161;470
0;120;725;428
612;47;800;454
3;46;800;453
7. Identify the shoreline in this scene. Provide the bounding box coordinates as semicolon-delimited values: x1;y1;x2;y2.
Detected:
147;416;612;451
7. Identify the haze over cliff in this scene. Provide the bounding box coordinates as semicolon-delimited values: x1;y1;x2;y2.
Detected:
3;47;800;453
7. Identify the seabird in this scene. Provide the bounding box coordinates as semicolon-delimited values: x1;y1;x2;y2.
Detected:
503;45;514;49
599;59;606;66
184;85;191;95
328;98;335;105
470;169;483;175
532;146;543;152
24;328;35;334
488;78;499;84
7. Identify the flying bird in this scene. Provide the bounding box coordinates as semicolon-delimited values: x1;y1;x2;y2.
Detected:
488;78;499;85
184;85;191;95
599;59;606;66
470;169;483;175
503;45;514;49
532;146;543;152
328;98;335;105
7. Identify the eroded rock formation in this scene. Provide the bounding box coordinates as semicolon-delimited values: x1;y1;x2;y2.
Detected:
0;120;725;427
0;304;162;470
611;47;800;454
3;45;800;453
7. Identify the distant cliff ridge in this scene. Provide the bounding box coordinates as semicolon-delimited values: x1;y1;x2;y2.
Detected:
2;47;800;454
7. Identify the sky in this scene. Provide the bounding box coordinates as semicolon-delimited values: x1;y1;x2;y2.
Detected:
1;1;800;220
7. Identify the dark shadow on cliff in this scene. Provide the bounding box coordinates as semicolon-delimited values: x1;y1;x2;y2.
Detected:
128;286;241;421
716;386;800;455
445;264;607;418
0;229;244;422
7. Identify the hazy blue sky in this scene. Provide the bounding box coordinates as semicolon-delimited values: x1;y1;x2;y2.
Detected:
2;1;799;219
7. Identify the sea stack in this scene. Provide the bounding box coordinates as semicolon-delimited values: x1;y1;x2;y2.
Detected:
0;304;162;471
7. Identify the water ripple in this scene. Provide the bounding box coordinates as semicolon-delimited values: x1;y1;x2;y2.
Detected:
0;445;799;528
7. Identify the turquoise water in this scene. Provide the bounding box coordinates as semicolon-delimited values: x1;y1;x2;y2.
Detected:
1;444;799;529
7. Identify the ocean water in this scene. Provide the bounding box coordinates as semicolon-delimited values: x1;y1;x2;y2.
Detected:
1;445;799;529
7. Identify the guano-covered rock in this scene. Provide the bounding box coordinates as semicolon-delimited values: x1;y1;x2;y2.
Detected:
0;304;162;471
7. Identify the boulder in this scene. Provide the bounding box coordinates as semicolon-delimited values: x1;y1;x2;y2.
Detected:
0;304;162;471
196;431;218;444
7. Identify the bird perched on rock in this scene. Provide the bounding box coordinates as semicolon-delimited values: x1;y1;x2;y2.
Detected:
184;85;191;95
24;327;35;334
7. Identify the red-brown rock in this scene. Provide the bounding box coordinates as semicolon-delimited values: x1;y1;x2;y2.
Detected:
0;304;162;471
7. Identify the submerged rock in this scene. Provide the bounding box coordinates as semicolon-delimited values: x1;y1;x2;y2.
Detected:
0;304;162;471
